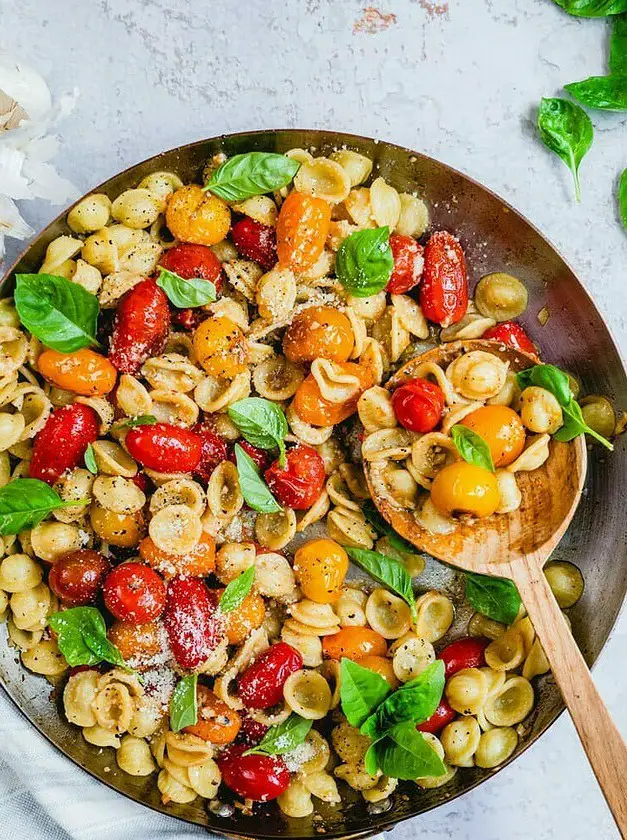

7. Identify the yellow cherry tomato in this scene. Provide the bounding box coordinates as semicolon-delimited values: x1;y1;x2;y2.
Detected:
357;654;399;688
322;627;387;661
460;405;526;467
166;184;231;245
294;538;349;603
193;316;247;377
38;348;117;396
430;462;500;518
90;503;145;548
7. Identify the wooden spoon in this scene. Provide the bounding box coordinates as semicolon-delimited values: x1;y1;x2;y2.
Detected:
364;339;627;832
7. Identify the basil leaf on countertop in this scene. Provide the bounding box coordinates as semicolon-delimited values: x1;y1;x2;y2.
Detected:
465;572;522;625
244;713;312;756
170;674;198;732
565;75;627;111
335;226;394;298
451;425;495;472
156;267;216;308
218;566;255;614
116;414;158;429
362;501;418;555
48;606;126;668
516;364;572;407
340;658;391;728
228;397;287;466
619;169;627;229
610;13;627;73
84;444;98;475
345;546;417;621
0;479;87;535
537;98;593;202
365;721;447;780
204;152;300;201
234;443;282;513
552;0;627;15
554;397;614;449
14;273;100;353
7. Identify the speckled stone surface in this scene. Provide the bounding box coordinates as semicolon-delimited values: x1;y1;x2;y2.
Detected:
0;1;625;838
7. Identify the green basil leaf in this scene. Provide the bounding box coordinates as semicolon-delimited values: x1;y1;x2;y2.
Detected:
345;546;417;621
219;566;255;614
610;13;627;72
340;658;391;728
361;661;445;740
362;501;417;555
565;75;627;112
170;674;198;732
228;397;287;465
335;227;394;298
515;364;572;407
450;425;495;472
465;572;522;624
537;98;593;202
14;273;99;352
234;443;282;513
620;168;627;230
204;152;300;201
552;0;627;15
82;628;127;668
84;444;98;475
116;414;158;429
48;607;125;668
155;267;216;308
365;722;447;780
554;398;614;450
244;713;312;756
0;478;86;535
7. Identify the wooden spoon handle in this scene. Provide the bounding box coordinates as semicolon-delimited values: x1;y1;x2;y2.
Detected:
511;562;627;834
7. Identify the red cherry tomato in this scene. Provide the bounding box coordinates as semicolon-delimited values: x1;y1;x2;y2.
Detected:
130;472;151;494
163;576;222;670
108;279;170;375
68;664;100;677
159;243;223;293
386;234;425;295
238;713;269;747
437;637;489;678
417;699;457;734
420;231;468;327
125;423;202;473
30;403;99;485
217;745;290;802
482;321;538;358
264;445;325;510
191;421;229;483
102;562;166;624
237;642;303;709
231;217;277;270
48;550;111;605
391;378;445;433
171;308;209;332
228;440;272;472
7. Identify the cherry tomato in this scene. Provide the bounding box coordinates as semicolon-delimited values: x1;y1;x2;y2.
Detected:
391;378;445;433
482;321;538;358
102;562;166;624
322;627;387;661
107;620;163;661
125;422;202;473
192;421;229;483
460;405;526;467
30;403;99;485
163;576;222;670
48;550;111;605
231;217;277;270
184;685;241;744
207;587;265;645
237;642;303;709
108;278;170;375
438;637;489;677
159;242;223;293
227;440;272;472
386;234;425;294
264;445;326;510
238;713;269;747
292;362;372;427
131;472;151;494
294;538;349;604
90;505;145;548
166;184;231;246
276;192;331;273
417;698;457;733
283;305;354;364
171;307;208;332
193;316;247;378
38;348;117;397
357;654;399;688
218;745;290;802
139;533;216;578
420;231;468;327
430;462;500;518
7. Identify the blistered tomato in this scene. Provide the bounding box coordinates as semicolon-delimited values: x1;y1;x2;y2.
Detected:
292;362;372;427
184;685;241;744
438;637;489;677
30;403;99;485
231;217;277;270
322;627;387;661
102;562;166;624
386;234;425;294
163;576;222;670
391;378;445;433
193;316;247;378
191;421;229;483
420;231;468;327
294;538;349;603
483;321;538;357
460;405;526;467
276;192;331;273
159;242;223;292
37;349;117;397
107;621;163;661
139;533;216;578
430;462;500;518
417;698;457;733
125;423;202;473
237;642;303;709
264;445;326;510
207;587;265;645
218;745;290;802
283;305;354;364
166;185;231;246
227;440;272;472
48;550;111;605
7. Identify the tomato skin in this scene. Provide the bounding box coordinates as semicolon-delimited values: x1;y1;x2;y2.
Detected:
265;445;326;510
139;533;216;578
386;234;425;294
420;231;468;327
294;538;349;604
460;405;526;468
48;550;111;605
430;462;500;518
38;348;117;397
30;403;99;485
184;685;241;744
102;562;166;624
107;620;162;661
227;440;272;472
163;576;222;670
237;642;303;709
417;699;456;734
191;421;229;483
276;192;332;273
171;307;208;331
108;279;170;375
322;627;387;661
218;745;290;802
207;587;265;645
438;637;489;677
391;378;445;433
283;305;354;364
238;713;269;747
159;243;223;293
231;217;277;270
125;422;202;473
293;362;372;427
482;321;538;357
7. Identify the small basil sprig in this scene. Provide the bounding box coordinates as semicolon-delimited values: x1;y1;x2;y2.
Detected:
619;169;627;229
552;0;627;15
450;425;494;472
84;444;98;475
362;501;418;556
339;658;391;728
228;397;287;466
15;273;100;352
364;722;447;780
244;713;312;757
204;152;300;201
465;572;521;625
115;414;158;429
48;607;126;668
555;399;614;449
610;13;627;73
335;226;394;298
537;98;593;202
170;674;198;732
234;443;282;513
156;267;216;308
565;76;627;112
218;566;255;614
0;479;87;535
345;546;417;621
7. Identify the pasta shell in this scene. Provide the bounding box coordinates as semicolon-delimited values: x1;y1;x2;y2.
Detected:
283;669;332;719
446;351;509;401
365;588;411;639
253;355;304;400
506;434;550;473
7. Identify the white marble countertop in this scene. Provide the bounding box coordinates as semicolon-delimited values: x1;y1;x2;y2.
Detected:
1;1;626;838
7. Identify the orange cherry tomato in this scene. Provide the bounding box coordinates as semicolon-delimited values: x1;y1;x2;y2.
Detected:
283;305;354;364
139;533;216;578
460;405;526;467
276;192;332;273
193;316;247;377
38;348;117;396
294;538;349;604
430;462;500;518
184;685;241;744
357;654;399;689
292;362;372;427
107;620;162;661
209;588;265;645
166;184;231;246
322;626;387;661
